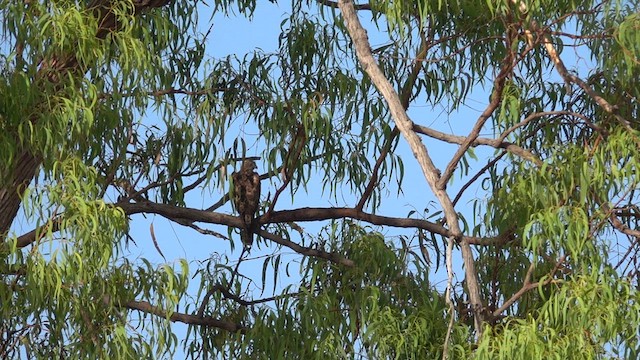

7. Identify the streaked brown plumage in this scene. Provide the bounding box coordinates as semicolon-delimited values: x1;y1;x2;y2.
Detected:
232;159;261;249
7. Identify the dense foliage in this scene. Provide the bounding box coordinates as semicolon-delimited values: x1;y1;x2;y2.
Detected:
1;0;639;358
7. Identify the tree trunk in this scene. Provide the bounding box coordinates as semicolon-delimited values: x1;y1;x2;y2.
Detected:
0;0;174;240
0;149;40;239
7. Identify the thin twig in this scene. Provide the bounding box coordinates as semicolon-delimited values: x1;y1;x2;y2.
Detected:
491;256;565;318
452;152;506;207
442;235;456;360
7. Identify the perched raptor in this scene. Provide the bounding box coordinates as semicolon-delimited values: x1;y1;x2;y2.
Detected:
232;159;261;249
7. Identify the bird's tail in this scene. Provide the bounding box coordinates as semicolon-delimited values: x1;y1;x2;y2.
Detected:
240;227;253;250
241;215;254;250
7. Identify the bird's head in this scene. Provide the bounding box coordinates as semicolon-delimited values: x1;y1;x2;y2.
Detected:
241;159;257;171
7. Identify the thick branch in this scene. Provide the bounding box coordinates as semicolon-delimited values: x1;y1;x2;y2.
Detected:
267;207;517;246
117;201;241;226
337;0;485;334
0;151;41;240
15;202;513;251
15;217;62;248
115;201;355;266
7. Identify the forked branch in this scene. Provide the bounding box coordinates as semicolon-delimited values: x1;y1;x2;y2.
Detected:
337;0;485;335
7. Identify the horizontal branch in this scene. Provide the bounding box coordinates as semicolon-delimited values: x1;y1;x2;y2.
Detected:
115;201;355;265
117;201;242;227
124;300;245;332
101;293;245;332
412;123;542;166
15;202;514;250
15;217;61;248
265;207;511;246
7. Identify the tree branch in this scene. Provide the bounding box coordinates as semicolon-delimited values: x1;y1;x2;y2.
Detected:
452;152;507;207
338;0;485;334
412;123;542;166
0;0;176;239
438;31;515;188
211;284;300;307
513;0;634;132
256;227;354;267
15;200;514;252
124;300;246;333
356;130;398;211
357;25;429;211
115;201;355;266
491;256;565;319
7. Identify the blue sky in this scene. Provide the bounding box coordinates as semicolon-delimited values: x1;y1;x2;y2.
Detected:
131;0;492;282
6;1;603;357
120;3;503;355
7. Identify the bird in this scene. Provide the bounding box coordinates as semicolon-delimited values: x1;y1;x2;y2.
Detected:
232;159;261;249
